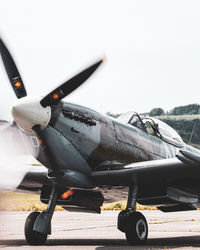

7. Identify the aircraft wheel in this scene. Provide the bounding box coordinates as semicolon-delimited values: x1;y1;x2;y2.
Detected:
24;211;47;245
125;211;148;245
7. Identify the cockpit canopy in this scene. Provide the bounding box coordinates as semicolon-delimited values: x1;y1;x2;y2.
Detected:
117;112;183;146
117;111;137;124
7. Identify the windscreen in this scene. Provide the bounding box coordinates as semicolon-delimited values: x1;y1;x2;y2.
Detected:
117;111;138;124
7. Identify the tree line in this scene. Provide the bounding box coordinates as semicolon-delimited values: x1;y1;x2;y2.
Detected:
149;104;200;116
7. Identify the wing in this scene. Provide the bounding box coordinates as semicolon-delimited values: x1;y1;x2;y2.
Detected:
92;155;200;212
17;164;49;194
19;155;192;194
91;157;188;186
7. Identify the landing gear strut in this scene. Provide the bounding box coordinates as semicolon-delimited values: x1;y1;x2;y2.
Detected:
25;185;58;245
117;186;148;245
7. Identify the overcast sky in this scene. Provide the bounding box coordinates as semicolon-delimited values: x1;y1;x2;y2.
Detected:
1;0;200;120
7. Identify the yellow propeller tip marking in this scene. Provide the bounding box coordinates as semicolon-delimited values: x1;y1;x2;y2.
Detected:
102;56;107;62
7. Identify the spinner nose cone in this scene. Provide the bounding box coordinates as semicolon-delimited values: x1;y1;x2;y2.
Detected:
11;96;51;134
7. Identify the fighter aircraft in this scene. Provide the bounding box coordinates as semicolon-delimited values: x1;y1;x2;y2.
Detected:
1;37;200;246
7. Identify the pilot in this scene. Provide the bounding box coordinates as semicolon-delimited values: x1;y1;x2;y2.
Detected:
145;120;158;136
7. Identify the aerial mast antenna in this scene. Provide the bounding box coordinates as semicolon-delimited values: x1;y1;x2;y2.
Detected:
188;121;197;144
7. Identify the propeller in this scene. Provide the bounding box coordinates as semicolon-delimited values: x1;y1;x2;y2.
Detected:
0;37;105;175
0;36;105;134
0;38;27;98
0;37;104;108
40;58;105;107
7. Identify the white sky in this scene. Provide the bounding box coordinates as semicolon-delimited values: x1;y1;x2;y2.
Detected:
1;0;200;120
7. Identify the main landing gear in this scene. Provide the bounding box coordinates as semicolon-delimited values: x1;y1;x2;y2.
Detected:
24;185;58;245
117;186;148;245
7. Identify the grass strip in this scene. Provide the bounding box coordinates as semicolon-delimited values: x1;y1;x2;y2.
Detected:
0;192;156;211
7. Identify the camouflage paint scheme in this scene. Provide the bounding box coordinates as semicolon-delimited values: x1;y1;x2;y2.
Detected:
8;101;200;212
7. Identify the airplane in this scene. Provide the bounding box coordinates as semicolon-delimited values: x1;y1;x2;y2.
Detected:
1;37;200;246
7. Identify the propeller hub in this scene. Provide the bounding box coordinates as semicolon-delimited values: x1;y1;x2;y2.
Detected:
11;96;51;134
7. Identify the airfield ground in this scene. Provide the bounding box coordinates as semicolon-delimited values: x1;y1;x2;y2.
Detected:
0;210;200;249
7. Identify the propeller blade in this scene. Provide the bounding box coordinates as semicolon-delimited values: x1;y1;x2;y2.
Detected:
0;38;27;98
40;58;105;107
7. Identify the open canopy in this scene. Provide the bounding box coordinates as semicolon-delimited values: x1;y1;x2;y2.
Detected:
117;112;183;146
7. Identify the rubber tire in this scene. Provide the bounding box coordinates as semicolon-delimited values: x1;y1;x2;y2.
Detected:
125;211;148;245
25;211;47;245
118;210;129;232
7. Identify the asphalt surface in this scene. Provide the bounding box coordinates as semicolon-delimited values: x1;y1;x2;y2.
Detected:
1;210;200;249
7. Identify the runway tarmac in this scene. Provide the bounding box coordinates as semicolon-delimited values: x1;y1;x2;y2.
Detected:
1;210;200;249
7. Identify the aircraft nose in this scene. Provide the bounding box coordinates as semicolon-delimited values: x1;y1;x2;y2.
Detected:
11;96;51;134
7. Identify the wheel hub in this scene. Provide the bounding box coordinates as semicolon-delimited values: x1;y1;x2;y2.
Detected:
136;219;147;240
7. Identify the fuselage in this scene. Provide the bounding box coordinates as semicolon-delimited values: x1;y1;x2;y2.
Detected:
6;101;200;203
36;101;199;171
